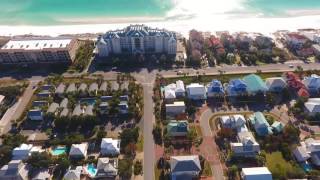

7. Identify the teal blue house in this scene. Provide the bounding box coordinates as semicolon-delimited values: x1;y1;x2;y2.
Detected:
243;74;268;94
271;121;284;133
250;112;273;136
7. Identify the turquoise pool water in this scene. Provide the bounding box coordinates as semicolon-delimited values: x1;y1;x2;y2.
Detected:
301;162;312;172
87;164;97;177
80;98;96;106
51;147;67;156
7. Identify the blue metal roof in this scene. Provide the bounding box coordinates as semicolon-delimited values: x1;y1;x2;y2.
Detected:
208;80;224;94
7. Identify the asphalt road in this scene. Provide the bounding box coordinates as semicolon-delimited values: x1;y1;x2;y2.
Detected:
142;83;156;180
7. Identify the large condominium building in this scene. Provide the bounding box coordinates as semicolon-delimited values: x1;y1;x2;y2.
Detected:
97;24;177;57
0;38;81;64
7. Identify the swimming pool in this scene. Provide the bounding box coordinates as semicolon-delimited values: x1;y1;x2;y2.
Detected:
51;146;67;156
80;98;96;105
86;164;97;177
301;162;312;172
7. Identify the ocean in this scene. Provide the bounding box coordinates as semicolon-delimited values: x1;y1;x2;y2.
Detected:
0;0;319;25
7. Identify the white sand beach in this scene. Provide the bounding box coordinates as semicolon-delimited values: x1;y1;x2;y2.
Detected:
0;14;319;38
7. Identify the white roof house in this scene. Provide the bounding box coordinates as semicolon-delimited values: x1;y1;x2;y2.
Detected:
241;167;272;180
186;83;206;100
170;155;202;179
0;95;5;104
231;131;260;157
166;101;186;117
220;115;246;129
2;39;73;50
265;77;287;92
175;80;185;97
69;143;88;158
100;138;120;156
0;160;29;180
293;146;311;162
164;84;177;100
305;98;320;115
63;166;83;180
96;158;118;178
12;144;33;160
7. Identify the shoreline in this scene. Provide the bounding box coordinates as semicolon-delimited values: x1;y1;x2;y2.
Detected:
0;12;320;38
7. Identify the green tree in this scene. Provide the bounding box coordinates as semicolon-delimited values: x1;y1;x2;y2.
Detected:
227;165;238;179
26;152;53;169
152;125;163;145
133;160;143;175
118;158;133;178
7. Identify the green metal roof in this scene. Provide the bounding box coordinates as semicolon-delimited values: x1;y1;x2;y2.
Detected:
243;74;268;93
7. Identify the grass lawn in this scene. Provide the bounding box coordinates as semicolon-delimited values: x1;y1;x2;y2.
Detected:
202;160;213;177
194;125;203;137
266;151;294;176
154;166;161;180
165;72;283;85
136;134;144;152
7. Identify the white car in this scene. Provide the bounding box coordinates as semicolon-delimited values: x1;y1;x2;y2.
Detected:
288;64;294;68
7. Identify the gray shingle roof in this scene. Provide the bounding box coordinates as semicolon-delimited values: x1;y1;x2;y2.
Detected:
66;83;76;93
89;83;98;92
55;83;66;94
47;103;59;113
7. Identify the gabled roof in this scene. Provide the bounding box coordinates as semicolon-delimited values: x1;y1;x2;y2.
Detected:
271;121;284;133
28;109;42;116
293;146;310;162
66;83;77;93
164;88;176;99
99;82;108;91
60;108;69;117
167;120;188;134
243;74;267;93
85;105;94;116
47;103;59;113
89;83;99;92
101;96;113;102
72;105;83;116
69;143;88;157
265;77;287;90
97;158;117;174
63;166;82;180
305;98;320;113
303;74;320;89
170;155;201;173
241;167;272;177
60;98;68;108
175;80;185;93
101;138;120;153
78;83;87;92
207;79;224;94
55;83;66;94
186;83;206;95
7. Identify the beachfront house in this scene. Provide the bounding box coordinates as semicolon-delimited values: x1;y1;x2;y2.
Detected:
220;115;246;129
37;91;51;98
118;101;128;114
63;166;82;180
28;109;43;121
207;79;224;97
231;131;260;157
294;138;320;166
96;158;118;178
66;83;77;94
249;112;272;136
12;144;33;160
243;74;268;95
89;83;99;95
167;120;189;137
60;108;69;117
55;83;66;96
99;82;108;92
0;160;29;180
97;24;177;57
303;74;320;95
47;102;59;114
305;98;320;116
285;33;308;50
69;143;88;159
227;79;247;96
32;101;49;108
72;105;84;117
241;167;272;180
100;138;120;156
170;155;201;179
186;83;206;100
265;77;287;92
165;101;186;118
